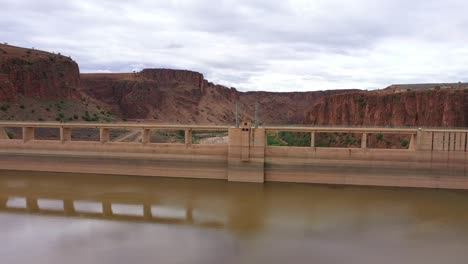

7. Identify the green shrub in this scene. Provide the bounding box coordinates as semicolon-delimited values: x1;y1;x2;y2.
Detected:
6;131;14;139
376;133;384;141
401;138;409;147
357;97;366;107
0;104;9;111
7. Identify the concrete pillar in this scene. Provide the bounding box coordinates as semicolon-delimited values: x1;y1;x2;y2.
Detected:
100;128;109;143
23;127;35;142
26;198;39;212
361;133;367;149
102;202;113;216
185;129;192;146
60;127;72;142
227;123;265;183
63;199;75;215
142;129;151;144
310;131;315;147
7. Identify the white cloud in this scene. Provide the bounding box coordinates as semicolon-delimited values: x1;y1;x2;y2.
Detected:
1;0;467;91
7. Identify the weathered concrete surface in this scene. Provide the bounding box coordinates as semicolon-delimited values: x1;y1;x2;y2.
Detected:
0;122;467;190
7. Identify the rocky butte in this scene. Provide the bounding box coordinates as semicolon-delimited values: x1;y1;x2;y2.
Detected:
0;44;80;102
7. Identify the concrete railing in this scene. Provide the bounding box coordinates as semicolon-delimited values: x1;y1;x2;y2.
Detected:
0;121;467;152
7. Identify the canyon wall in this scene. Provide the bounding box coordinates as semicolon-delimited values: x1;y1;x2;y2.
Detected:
306;89;468;127
81;70;356;124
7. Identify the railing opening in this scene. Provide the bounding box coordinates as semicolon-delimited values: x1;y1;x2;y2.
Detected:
151;205;186;219
74;201;103;214
111;204;144;216
37;199;64;211
315;132;362;148
71;128;100;142
267;131;311;147
150;129;185;143
192;130;228;144
6;197;27;208
367;133;412;149
2;127;22;139
109;129;142;143
34;127;60;140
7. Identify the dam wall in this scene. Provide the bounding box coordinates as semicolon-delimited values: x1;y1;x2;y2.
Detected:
0;121;467;189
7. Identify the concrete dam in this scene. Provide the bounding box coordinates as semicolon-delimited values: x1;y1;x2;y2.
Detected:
0;121;467;189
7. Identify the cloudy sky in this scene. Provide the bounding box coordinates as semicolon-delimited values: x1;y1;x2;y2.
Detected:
1;0;467;91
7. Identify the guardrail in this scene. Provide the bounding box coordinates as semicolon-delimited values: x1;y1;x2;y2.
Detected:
1;122;467;151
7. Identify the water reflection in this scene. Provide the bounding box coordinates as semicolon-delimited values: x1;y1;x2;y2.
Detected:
1;170;468;264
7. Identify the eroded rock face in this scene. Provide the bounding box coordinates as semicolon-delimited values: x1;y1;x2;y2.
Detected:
80;69;356;123
0;44;80;102
140;68;205;92
306;89;468;127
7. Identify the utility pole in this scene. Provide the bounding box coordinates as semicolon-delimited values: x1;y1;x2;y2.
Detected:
235;100;240;128
254;102;259;128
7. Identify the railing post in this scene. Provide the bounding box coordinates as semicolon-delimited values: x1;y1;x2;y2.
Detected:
26;197;39;212
361;133;367;149
60;127;72;142
63;199;75;215
143;204;152;219
23;127;35;142
0;128;8;139
100;128;109;143
102;202;112;216
310;131;315;147
142;129;150;144
186;206;193;223
409;134;416;150
185;129;192;146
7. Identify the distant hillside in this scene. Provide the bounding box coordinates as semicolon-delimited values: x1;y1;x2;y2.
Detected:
384;82;468;93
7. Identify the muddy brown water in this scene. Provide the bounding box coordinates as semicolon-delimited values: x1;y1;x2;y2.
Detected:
0;170;467;264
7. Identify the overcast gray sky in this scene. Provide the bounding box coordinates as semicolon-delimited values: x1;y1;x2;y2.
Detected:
1;0;467;91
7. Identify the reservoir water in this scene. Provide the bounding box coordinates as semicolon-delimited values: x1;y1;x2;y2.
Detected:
0;170;467;264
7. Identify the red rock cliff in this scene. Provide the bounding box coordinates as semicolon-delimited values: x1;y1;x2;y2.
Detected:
306;89;468;127
0;44;80;102
81;69;357;123
140;68;205;92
